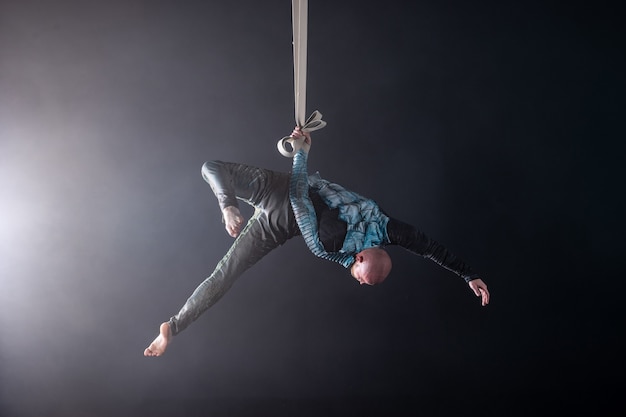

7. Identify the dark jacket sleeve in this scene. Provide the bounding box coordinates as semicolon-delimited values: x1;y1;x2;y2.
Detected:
386;217;479;283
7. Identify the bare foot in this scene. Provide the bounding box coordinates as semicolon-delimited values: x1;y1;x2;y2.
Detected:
223;206;244;238
144;322;172;357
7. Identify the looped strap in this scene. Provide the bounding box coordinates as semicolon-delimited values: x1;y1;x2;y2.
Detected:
277;110;326;157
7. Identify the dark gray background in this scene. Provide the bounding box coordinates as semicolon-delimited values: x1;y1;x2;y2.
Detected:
1;0;623;416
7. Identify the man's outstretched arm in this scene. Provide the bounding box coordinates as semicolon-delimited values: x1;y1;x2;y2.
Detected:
386;217;490;306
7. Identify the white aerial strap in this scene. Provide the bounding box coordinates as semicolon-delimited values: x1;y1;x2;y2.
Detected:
277;0;326;157
292;0;307;128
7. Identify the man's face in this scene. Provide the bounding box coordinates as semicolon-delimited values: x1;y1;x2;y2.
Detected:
350;257;375;285
350;249;391;285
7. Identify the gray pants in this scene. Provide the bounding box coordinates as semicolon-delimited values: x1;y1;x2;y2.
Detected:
168;161;299;335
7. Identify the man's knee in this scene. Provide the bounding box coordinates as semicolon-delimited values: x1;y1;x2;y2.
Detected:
202;160;222;176
201;160;226;184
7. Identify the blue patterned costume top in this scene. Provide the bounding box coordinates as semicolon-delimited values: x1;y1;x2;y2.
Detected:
289;149;390;268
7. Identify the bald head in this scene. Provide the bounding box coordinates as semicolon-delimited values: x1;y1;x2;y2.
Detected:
350;248;392;285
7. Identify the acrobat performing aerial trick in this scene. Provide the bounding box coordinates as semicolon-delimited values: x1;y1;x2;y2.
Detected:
144;0;489;357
